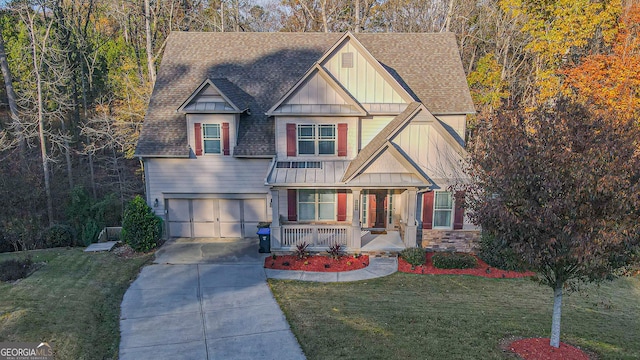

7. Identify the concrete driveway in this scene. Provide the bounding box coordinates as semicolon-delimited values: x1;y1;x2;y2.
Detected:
119;238;306;360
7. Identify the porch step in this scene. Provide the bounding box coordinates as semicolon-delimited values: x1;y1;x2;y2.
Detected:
360;230;370;238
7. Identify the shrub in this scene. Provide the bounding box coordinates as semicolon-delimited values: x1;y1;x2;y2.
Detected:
42;224;76;248
328;243;343;259
66;187;121;245
400;247;427;267
477;233;526;271
432;252;478;269
121;196;162;252
295;242;309;259
0;257;33;282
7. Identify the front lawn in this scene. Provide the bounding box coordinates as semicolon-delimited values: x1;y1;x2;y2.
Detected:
0;248;151;359
269;273;640;359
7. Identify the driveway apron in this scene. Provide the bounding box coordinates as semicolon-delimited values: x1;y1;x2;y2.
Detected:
119;238;306;360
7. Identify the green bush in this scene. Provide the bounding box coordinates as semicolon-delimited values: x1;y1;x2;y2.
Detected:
0;257;33;282
121;196;162;252
400;247;427;266
432;252;478;269
477;233;526;271
42;224;76;248
66;187;122;245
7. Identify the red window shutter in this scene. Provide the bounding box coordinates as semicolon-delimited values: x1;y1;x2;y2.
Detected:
337;190;347;221
453;191;465;230
337;123;348;156
422;191;434;229
194;123;203;156
286;124;296;157
287;189;297;221
222;122;230;155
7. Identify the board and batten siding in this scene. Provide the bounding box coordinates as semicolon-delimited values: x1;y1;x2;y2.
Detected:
392;112;466;188
275;116;358;160
285;71;349;106
145;157;271;218
360;116;393;150
436;114;467;143
323;41;405;104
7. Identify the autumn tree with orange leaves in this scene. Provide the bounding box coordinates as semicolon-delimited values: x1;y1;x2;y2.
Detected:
564;2;640;119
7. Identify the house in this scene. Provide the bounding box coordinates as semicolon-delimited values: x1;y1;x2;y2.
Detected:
135;31;479;253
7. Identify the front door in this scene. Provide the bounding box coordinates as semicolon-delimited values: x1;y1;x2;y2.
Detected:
368;190;387;228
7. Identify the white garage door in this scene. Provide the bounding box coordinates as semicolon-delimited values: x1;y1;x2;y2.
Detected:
167;198;267;238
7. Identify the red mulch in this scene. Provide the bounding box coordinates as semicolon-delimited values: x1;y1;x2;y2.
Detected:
509;338;590;360
398;252;535;278
264;254;369;272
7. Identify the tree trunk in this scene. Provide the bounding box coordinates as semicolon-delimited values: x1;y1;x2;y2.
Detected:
354;0;360;33
444;0;454;32
28;15;54;226
550;284;563;348
0;30;25;155
144;0;156;85
60;119;74;190
321;0;329;33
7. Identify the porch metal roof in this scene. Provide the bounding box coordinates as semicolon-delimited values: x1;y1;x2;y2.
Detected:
266;160;427;187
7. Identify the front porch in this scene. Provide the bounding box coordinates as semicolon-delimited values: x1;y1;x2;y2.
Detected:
269;187;419;253
274;224;405;253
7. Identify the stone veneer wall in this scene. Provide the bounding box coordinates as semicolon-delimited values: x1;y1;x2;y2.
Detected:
421;230;481;253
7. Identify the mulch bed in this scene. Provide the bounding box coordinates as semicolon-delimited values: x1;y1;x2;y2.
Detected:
264;254;369;272
398;252;535;278
509;338;590;360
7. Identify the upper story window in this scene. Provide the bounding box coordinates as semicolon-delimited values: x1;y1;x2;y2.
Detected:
297;124;336;156
433;191;453;228
298;189;336;221
203;124;221;154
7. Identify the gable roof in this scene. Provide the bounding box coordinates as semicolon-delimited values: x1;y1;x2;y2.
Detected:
178;78;243;113
135;32;475;158
266;64;366;116
343;102;467;183
343;102;421;181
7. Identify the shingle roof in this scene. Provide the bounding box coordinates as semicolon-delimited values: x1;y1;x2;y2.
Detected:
135;32;475;157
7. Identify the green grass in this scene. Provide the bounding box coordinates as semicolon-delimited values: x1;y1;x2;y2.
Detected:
0;248;151;360
269;273;640;360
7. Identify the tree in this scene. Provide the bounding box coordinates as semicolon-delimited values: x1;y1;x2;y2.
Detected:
467;101;640;348
564;2;640;120
122;195;162;252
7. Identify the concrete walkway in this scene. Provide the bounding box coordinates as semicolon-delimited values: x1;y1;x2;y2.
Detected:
265;257;398;282
119;238;305;360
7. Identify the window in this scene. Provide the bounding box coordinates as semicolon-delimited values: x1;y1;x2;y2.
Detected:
433;191;453;228
298;190;336;221
297;124;336;155
202;124;221;154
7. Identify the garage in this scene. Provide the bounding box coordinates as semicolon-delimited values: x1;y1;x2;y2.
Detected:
166;197;267;238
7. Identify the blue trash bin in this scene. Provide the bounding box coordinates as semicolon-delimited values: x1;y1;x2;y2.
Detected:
257;227;271;253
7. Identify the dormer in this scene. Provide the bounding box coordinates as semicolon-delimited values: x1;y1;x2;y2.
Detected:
180;79;244;157
178;79;244;114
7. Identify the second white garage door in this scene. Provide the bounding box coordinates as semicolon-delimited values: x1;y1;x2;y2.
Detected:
167;198;267;238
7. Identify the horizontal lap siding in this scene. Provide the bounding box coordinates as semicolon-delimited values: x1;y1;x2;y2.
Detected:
146;157;271;217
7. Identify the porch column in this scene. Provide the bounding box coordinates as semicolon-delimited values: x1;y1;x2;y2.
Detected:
405;188;418;247
270;189;281;249
351;188;362;249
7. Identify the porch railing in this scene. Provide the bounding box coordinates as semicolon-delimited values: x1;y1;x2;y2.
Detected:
281;225;350;249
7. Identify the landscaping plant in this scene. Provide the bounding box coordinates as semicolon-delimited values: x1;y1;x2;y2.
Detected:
467;100;640;348
400;247;427;267
121;196;162;252
432;252;477;269
0;256;33;282
295;242;309;259
328;243;343;259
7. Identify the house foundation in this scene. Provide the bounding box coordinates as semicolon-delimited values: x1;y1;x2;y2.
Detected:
421;230;480;253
